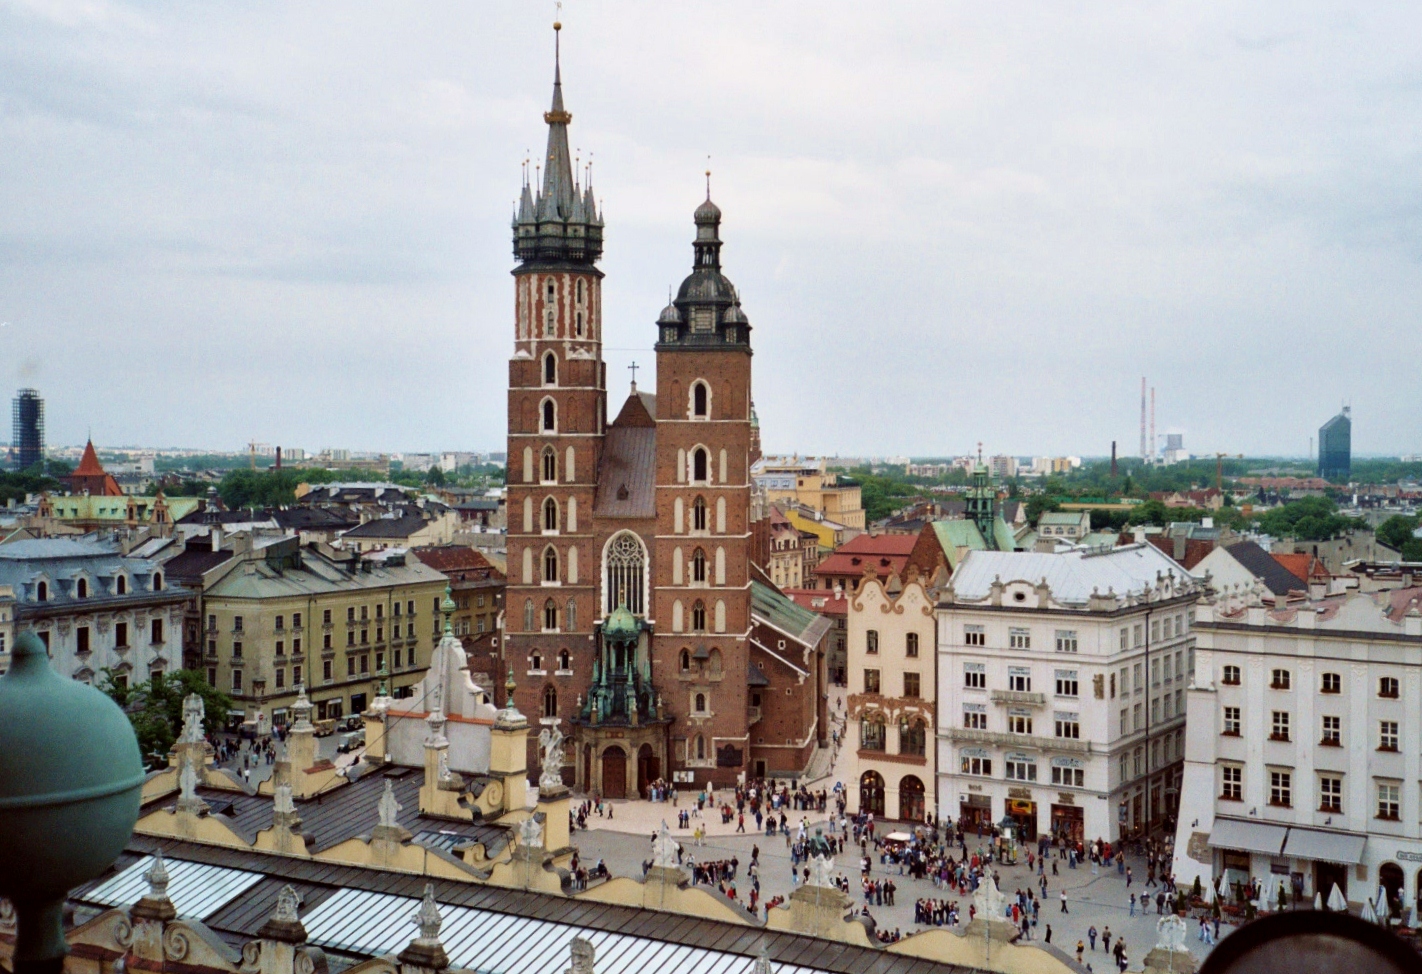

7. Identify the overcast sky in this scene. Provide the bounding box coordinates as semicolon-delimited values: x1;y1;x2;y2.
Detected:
2;2;1419;459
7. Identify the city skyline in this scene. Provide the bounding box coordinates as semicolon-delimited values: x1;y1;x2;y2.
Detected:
3;4;1420;455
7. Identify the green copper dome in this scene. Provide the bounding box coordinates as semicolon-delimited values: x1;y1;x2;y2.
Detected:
603;601;640;641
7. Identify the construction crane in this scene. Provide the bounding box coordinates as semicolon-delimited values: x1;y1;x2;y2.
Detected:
1212;453;1243;493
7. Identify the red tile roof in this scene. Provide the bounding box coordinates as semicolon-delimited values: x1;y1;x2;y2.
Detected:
1271;553;1325;584
782;588;850;617
73;440;106;476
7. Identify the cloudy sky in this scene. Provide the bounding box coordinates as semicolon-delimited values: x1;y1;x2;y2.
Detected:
2;2;1419;458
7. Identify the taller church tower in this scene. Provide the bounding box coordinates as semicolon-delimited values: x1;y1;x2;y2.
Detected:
651;192;755;785
505;24;606;757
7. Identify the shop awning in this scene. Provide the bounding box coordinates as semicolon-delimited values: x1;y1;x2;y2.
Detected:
1282;826;1367;865
1208;818;1287;856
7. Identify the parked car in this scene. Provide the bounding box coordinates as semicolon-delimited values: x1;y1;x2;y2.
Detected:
336;729;366;753
312;718;337;737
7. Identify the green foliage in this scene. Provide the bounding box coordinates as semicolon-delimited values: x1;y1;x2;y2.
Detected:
1090;509;1131;532
1377;515;1420;551
424;465;447;486
1252;496;1363;541
0;468;64;505
218;468;302;509
98;669;233;769
1402;539;1422;562
1344;459;1422;485
847;466;923;523
1127;500;1171;526
1025;495;1061;524
146;478;210;497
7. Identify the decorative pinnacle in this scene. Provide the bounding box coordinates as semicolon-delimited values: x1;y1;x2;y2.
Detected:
441;584;456;635
413;883;442;941
145;850;170;899
505;663;517;699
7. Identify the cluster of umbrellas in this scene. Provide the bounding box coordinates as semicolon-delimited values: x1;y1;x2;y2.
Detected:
1208;872;1412;927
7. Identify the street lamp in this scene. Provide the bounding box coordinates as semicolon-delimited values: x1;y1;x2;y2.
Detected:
0;631;144;974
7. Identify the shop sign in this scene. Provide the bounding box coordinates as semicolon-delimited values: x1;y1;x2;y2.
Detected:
968;784;982;792
672;771;695;783
1057;792;1075;805
1052;757;1084;768
1398;851;1422;863
1008;787;1032;799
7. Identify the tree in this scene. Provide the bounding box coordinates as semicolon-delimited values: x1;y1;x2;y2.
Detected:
1377;515;1419;551
1127;500;1170;527
1402;539;1422;562
424;465;447;487
1026;495;1061;524
98;669;233;769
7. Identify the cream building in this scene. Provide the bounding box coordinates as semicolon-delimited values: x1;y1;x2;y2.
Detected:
1173;582;1422;914
754;457;865;530
846;569;938;822
937;545;1201;844
200;537;447;728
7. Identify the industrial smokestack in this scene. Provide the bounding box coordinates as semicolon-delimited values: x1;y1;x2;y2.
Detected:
1111;441;1118;478
1140;377;1147;459
275;445;282;471
1150;387;1156;463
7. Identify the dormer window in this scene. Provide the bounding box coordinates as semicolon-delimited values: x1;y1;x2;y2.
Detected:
152;572;162;592
115;576;127;595
76;578;87;599
36;581;48;602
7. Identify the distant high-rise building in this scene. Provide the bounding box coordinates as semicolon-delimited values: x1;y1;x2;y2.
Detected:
11;388;43;471
1318;407;1351;480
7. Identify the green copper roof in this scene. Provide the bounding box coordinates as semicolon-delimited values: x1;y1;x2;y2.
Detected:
602;601;640;641
751;580;826;645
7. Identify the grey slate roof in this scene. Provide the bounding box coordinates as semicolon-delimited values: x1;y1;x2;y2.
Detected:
949;543;1192;606
1224;540;1308;596
0;537;174;608
341;514;432;540
594;428;656;518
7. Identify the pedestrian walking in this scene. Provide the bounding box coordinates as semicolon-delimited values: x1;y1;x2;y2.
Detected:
1060;890;1068;914
1075;941;1084;965
1088;925;1097;950
1045;924;1052;944
1129;893;1136;917
1102;926;1112;952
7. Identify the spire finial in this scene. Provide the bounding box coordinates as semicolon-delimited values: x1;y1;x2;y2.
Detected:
628;361;639;392
705;157;712;199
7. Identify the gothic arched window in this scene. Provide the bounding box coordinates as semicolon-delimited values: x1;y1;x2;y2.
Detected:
691;548;707;584
543;546;559;582
543;497;559;532
542;447;557;483
692;447;708;482
559;649;571;671
692;381;709;418
565;599;577;631
695;734;706;760
691;600;707;633
542;399;556;432
695;692;706;713
604;532;647;616
543;599;558;631
543;685;558;719
523;599;535;632
680;649;690;671
692;496;707;532
543;352;557;385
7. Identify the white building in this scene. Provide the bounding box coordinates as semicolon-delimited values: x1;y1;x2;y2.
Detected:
1172;583;1422;914
936;544;1201;845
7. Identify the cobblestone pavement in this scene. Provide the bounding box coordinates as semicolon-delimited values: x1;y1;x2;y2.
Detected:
572;820;1234;968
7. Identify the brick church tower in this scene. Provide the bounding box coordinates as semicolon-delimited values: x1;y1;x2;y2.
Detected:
505;23;606;765
651;191;755;785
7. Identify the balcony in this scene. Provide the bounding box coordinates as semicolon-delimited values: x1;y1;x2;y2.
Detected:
945;727;1091;754
990;689;1046;707
748;706;762;725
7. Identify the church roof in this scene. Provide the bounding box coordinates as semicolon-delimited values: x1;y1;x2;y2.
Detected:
594;393;657;519
74;439;106;476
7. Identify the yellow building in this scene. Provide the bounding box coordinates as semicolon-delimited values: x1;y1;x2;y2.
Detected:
199;537;447;728
845;568;938;822
754;457;865;530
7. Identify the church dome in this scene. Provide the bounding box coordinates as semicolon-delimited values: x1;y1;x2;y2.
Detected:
694;196;722;224
603;601;640;642
722;301;749;324
675;269;737;305
657;301;681;325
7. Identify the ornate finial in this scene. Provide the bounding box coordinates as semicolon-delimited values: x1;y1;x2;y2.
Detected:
273;885;301;924
505;664;517;700
145;850;170;898
754;945;774;974
378;779;402;827
274;782;296;816
413;884;442;942
628;360;639;392
441;584;456;635
705;165;712;199
807;854;835;888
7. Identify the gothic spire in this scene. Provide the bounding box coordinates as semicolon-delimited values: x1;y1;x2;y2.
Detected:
539;22;576;221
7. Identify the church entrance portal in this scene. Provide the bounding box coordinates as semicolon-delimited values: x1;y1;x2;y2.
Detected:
601;746;626;800
637;743;659;797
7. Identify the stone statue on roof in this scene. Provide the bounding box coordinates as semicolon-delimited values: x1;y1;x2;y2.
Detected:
180;692;205;744
378;779;402;828
805;826;831;859
807;854;835;889
539;724;565;789
568;937;595;974
1155;914;1188;953
273;885;301;924
973;871;1007;920
519;815;544;851
412;884;442;942
179;755;198;801
651;821;680;869
274;782;296;816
